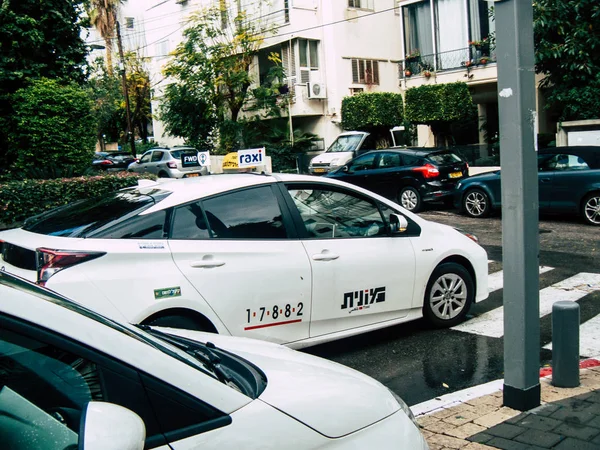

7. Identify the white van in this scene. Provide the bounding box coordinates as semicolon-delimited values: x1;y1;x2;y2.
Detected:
308;131;377;175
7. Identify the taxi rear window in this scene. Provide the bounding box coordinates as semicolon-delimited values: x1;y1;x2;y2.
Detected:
22;189;171;238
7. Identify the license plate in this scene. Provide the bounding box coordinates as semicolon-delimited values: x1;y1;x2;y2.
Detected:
184;173;200;178
313;168;326;173
449;171;462;178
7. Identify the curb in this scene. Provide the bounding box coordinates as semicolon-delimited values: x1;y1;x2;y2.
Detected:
411;358;600;417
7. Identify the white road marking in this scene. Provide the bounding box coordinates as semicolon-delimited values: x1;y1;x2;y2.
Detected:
544;313;600;358
487;266;554;294
453;272;600;338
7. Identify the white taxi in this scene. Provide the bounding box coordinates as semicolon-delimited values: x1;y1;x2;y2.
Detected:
0;270;428;449
0;174;488;348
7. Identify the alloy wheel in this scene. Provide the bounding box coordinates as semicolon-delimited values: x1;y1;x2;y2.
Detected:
401;189;419;211
584;195;600;225
429;273;468;320
464;190;488;217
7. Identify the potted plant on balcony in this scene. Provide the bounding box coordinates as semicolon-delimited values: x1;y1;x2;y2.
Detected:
469;37;491;56
405;49;421;63
422;70;432;78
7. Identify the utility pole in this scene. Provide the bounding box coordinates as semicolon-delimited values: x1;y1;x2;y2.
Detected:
116;21;136;157
495;0;540;410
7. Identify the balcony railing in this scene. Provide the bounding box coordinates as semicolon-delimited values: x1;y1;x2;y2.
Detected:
399;46;496;79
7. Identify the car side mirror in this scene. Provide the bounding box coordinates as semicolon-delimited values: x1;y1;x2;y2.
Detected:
342;165;349;173
80;402;145;450
389;213;408;234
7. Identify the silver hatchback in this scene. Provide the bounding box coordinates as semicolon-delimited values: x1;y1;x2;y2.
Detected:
127;147;209;178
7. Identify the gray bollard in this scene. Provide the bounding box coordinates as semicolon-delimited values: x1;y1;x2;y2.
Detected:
552;301;580;388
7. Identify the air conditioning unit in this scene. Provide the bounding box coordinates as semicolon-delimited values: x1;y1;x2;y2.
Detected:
307;82;327;99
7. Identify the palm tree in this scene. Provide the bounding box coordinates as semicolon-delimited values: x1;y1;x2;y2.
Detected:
88;0;121;73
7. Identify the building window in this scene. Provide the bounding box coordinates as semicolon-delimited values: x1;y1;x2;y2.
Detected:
351;59;379;85
348;0;374;10
155;40;169;58
284;0;290;23
298;39;319;84
125;17;134;29
350;87;364;95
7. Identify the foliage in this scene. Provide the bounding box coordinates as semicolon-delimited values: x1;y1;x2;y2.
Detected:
86;0;121;73
159;83;217;151
88;58;125;142
0;0;88;169
341;93;405;131
163;3;280;152
0;172;156;226
405;82;478;146
124;51;152;143
8;79;97;179
534;0;600;121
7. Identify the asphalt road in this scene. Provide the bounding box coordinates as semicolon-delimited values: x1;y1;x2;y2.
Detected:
304;207;600;406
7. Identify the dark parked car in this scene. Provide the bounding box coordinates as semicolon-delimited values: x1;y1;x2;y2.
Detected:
454;146;600;226
326;148;468;212
92;151;137;171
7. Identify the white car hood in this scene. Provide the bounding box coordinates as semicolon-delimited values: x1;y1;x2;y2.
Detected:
159;329;400;438
311;152;353;166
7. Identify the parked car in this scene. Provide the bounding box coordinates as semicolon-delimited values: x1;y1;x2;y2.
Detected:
326;148;469;212
454;146;600;225
0;270;429;449
0;173;488;347
92;151;137;171
128;147;208;178
308;131;377;175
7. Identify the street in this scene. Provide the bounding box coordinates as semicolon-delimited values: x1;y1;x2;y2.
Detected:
305;208;600;406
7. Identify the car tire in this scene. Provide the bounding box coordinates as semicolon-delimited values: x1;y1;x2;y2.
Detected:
423;262;474;328
158;171;170;178
582;192;600;226
398;186;422;212
145;314;216;332
463;188;491;218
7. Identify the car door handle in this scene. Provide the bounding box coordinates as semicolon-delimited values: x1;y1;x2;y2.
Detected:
312;252;340;261
190;259;225;268
540;178;551;183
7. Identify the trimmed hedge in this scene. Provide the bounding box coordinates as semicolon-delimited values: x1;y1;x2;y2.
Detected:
405;82;475;124
0;172;157;226
341;92;404;131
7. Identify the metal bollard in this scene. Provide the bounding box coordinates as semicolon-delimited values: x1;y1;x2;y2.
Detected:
552;301;580;388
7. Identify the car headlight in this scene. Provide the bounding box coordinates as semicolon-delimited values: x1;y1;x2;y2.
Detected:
329;158;341;167
454;227;479;244
388;388;419;428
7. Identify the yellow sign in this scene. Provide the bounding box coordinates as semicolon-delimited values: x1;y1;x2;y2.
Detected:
222;152;239;169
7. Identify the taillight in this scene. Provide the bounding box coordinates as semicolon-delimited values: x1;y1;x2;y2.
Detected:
412;163;440;179
167;161;177;169
100;160;113;165
36;248;105;286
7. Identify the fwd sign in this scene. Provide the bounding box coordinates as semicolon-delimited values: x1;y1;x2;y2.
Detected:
238;147;265;168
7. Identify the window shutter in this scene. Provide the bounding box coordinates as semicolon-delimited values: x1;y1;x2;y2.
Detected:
373;61;379;84
358;60;365;83
351;59;359;83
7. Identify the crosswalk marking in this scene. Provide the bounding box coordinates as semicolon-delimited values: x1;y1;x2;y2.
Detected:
486;266;554;294
453;272;600;338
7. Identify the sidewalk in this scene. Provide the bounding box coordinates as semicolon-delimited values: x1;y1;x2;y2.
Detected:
412;360;600;449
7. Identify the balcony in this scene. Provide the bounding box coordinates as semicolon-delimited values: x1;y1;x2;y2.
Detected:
399;46;496;80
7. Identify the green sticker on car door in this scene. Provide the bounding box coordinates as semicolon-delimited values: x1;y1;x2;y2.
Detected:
154;287;182;300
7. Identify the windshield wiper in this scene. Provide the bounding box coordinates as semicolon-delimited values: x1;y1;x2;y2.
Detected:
136;325;233;384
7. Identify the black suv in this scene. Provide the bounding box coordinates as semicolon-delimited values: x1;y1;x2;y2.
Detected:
326;148;468;212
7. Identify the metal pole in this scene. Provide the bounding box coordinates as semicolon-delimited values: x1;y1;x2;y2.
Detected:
116;21;136;158
495;0;540;411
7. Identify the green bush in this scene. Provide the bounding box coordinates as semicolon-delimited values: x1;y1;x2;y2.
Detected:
0;172;156;226
341;92;405;131
405;82;475;124
8;78;97;179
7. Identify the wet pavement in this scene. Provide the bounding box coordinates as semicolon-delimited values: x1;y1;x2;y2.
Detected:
305;209;600;406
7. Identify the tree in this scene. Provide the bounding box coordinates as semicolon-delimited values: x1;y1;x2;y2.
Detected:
405;82;478;147
88;57;126;144
163;3;280;152
124;52;152;143
87;0;121;73
534;0;600;121
9;79;97;179
0;0;88;171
